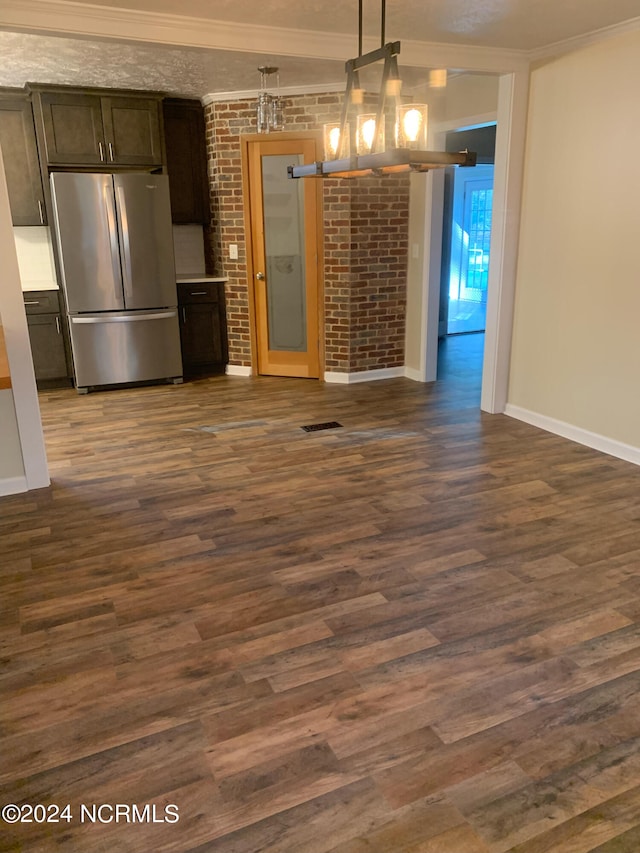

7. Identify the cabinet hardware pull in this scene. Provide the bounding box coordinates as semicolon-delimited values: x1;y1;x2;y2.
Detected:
25;301;40;305
190;291;207;296
98;142;105;162
108;142;114;162
37;200;44;224
182;308;186;323
55;316;61;334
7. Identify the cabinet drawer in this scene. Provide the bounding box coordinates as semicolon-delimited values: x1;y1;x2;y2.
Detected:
24;291;60;314
177;282;222;304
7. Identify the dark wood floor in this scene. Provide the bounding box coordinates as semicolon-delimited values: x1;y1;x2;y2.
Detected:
3;334;640;852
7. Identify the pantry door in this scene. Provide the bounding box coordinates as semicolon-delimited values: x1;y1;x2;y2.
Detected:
245;136;322;378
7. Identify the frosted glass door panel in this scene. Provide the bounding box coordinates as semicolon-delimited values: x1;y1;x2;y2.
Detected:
262;154;307;352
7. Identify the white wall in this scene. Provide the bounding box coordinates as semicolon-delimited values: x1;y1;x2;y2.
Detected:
13;226;58;290
404;171;443;382
0;146;49;493
507;29;640;459
419;73;500;134
0;382;25;492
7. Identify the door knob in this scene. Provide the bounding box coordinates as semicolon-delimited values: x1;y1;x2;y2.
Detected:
256;272;265;280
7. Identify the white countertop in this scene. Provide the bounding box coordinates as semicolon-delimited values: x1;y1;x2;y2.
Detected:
176;275;228;284
22;281;59;292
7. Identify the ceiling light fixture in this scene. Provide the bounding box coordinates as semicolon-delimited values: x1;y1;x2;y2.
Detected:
256;66;284;133
288;0;475;179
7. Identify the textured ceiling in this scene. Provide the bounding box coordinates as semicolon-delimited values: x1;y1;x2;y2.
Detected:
0;0;639;98
0;31;349;98
38;0;640;51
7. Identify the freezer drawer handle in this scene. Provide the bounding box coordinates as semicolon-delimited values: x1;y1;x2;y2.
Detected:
71;312;177;324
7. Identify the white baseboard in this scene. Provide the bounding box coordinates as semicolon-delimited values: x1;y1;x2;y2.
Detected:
225;364;252;377
404;366;428;382
324;367;405;384
504;404;640;467
0;476;28;496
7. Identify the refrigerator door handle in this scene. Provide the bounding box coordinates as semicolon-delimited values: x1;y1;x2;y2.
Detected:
115;185;134;303
103;184;124;304
71;311;178;324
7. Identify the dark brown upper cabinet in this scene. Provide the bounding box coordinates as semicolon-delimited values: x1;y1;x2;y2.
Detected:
32;87;164;168
163;98;209;224
0;93;47;225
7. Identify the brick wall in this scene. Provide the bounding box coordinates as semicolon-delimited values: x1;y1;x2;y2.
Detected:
204;93;409;375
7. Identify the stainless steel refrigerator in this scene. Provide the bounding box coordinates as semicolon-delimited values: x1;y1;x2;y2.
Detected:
50;172;183;391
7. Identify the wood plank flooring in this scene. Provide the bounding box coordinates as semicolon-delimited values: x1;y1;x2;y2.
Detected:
3;334;640;852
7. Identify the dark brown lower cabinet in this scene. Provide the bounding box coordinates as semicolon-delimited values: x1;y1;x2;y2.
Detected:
178;281;228;376
24;291;70;384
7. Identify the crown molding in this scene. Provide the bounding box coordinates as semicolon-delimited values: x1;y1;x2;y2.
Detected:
203;82;344;105
528;14;640;63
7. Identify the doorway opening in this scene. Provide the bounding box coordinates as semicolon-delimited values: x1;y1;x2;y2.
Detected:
438;124;496;376
447;165;494;335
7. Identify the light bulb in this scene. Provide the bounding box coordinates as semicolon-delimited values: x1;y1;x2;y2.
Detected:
362;118;376;150
324;123;349;159
395;104;428;148
329;126;341;156
356;114;383;154
402;108;423;142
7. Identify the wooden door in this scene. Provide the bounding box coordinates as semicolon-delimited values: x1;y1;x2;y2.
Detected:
245;136;321;378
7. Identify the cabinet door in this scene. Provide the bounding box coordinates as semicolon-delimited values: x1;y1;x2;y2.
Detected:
0;98;46;225
26;314;68;380
179;302;225;371
163;100;209;223
38;92;106;165
101;97;163;166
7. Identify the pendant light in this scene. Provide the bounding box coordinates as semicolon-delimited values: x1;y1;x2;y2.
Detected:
256;66;285;133
288;1;476;178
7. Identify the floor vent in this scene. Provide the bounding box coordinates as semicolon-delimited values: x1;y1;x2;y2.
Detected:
301;421;343;432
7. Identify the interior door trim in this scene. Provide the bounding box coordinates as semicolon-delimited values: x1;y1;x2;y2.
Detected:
241;131;324;379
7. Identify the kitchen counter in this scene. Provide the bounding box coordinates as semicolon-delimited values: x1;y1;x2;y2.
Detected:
22;281;59;292
0;327;11;390
176;275;228;284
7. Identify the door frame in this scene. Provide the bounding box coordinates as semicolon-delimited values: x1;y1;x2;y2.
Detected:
241;131;324;378
411;69;529;413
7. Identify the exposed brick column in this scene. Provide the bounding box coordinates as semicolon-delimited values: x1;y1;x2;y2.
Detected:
348;177;409;372
203;94;409;376
204;100;255;368
323;180;354;374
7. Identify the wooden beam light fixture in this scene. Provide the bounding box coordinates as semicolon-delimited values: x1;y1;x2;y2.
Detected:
289;0;476;179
